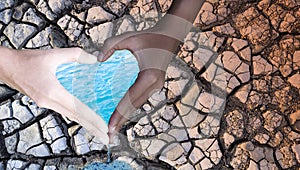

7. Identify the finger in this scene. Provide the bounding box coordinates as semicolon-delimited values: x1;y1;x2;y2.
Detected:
77;49;98;64
108;85;162;143
108;91;137;142
99;32;135;62
108;49;173;133
134;48;174;72
43;78;109;145
45;48;98;66
107;48;173;141
108;70;165;142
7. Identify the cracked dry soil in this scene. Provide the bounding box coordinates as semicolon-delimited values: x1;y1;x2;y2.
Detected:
0;0;299;169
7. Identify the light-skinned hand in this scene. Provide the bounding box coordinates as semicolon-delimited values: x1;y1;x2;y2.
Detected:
0;47;109;145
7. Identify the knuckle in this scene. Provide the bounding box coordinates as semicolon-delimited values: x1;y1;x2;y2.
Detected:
140;69;165;88
103;38;110;45
103;38;114;48
103;35;126;50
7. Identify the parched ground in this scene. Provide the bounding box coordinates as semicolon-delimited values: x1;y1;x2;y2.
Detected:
0;0;299;169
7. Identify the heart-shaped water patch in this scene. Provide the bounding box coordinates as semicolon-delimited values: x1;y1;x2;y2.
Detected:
56;50;139;123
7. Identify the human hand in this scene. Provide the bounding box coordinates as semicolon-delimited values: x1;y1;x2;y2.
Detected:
99;30;180;143
0;47;109;145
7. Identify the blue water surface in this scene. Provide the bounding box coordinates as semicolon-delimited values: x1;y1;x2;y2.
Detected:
56;50;139;124
82;161;133;170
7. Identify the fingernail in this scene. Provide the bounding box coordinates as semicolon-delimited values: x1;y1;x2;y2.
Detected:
98;52;104;62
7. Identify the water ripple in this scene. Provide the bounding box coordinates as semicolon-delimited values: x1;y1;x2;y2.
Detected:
56;50;139;124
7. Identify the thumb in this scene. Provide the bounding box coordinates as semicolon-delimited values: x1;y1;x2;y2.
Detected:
50;47;98;65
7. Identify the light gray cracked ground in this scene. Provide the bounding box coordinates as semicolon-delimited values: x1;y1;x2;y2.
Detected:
0;0;299;169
